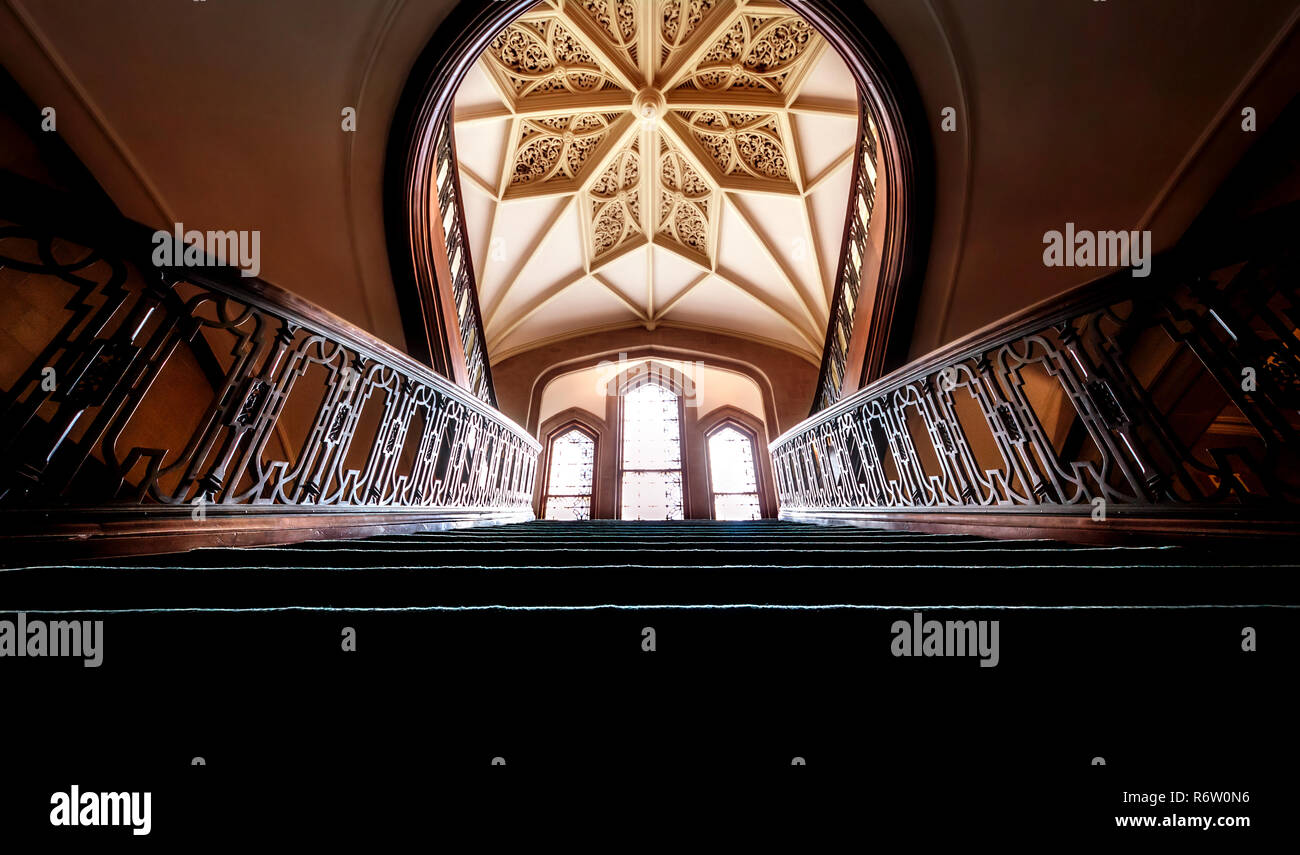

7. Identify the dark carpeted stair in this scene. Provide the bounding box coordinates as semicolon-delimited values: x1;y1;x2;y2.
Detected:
1;520;1294;611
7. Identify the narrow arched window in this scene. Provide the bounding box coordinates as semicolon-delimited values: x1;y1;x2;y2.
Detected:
542;427;595;520
620;382;684;520
708;425;762;520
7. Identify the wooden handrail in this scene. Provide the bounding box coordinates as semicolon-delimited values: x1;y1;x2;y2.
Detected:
795;0;934;411
811;103;872;415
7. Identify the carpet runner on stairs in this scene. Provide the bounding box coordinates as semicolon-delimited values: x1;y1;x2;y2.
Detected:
1;520;1293;610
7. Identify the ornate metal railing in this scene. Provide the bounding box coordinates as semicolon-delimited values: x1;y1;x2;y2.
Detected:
774;209;1300;521
812;106;879;413
0;204;538;521
435;115;495;407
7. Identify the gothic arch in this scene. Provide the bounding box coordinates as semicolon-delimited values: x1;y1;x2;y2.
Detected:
607;359;696;399
696;404;778;518
525;343;782;437
535;407;607;518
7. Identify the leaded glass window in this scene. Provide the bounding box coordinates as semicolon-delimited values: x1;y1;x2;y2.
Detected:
543;427;595;520
620;382;685;520
708;425;762;521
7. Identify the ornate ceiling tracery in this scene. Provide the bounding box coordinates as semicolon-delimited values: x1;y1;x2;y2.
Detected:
454;0;861;362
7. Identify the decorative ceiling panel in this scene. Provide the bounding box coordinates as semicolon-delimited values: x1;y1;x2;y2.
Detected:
673;12;817;95
659;0;723;66
657;137;713;262
508;112;622;196
455;0;858;361
487;17;630;98
572;0;641;69
588;140;643;260
671;109;793;189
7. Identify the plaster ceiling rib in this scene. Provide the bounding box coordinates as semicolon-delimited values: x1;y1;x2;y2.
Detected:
639;0;656;85
650;270;710;322
487;269;590;351
652;230;713;273
640;0;656;325
664;89;787;111
802;149;854;302
458;165;500;200
463;64;513;304
508;91;635;119
481;196;573;326
725;193;826;329
802;190;832;303
559;0;645;89
787;98;860;118
469;81;515;312
803;148;854;195
454;106;514;125
587;231;648;276
481;13;636;104
711;265;824;352
661;2;819;96
495;117;520;198
651;185;821;346
593;271;651;320
783;104;806;196
782;111;826;302
645;213;655;321
479;192;501;293
641;132;655;324
583;128;645;271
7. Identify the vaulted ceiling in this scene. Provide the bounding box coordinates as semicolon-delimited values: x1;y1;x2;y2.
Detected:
451;0;860;364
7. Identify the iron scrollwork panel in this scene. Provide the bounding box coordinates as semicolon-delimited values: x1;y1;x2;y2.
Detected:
775;242;1300;516
0;222;539;516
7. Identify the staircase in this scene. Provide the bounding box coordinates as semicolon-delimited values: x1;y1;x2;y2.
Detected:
2;518;1294;788
3;520;1290;610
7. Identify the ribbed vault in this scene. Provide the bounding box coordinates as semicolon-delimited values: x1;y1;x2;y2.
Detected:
451;0;860;363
